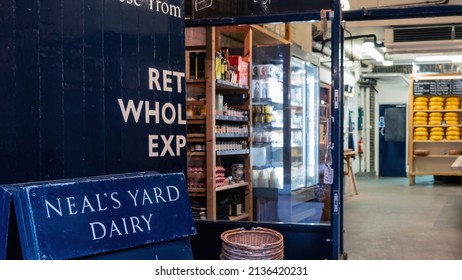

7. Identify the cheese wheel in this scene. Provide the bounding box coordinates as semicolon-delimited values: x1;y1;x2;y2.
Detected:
427;121;441;125
445;105;460;110
414;127;428;132
444;117;459;122
429;112;443;117
430;131;444;137
430;128;444;133
414;121;428;125
446;97;460;102
430;97;444;102
414;131;428;137
429;101;444;107
444;112;458;118
446;136;460;141
446;131;460;137
413;117;428;122
429;105;444;110
430;136;443;141
428;117;442;122
446;121;459;125
414;112;428;117
414;97;428;102
446;101;460;107
414;106;428;111
446;126;460;132
413;136;428;141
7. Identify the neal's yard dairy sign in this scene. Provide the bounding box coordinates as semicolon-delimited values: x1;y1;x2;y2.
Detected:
1;172;195;260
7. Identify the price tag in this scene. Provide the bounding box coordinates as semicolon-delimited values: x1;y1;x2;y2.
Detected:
324;166;334;184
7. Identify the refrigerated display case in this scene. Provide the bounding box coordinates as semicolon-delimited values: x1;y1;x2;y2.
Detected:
251;45;322;223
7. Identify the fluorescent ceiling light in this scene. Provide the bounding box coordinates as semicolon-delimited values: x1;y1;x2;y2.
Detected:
382;60;394;66
365;47;384;62
415;55;462;62
362;41;375;49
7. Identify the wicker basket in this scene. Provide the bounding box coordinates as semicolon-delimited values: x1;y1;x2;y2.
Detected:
220;227;284;260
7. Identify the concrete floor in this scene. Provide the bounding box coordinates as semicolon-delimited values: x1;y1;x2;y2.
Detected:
343;175;462;260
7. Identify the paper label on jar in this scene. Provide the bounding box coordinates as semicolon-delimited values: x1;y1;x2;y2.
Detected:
324;166;334;185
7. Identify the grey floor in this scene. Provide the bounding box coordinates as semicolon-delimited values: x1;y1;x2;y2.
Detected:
343;175;462;260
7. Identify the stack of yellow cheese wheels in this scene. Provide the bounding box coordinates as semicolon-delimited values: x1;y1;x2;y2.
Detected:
413;127;428;140
413;111;428;125
414;96;428;111
428;112;443;125
446;126;461;141
444;112;459;125
429;96;444;111
445;96;460;110
429;127;444;141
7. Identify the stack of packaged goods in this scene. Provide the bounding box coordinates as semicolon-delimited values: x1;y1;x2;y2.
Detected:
429;127;444;141
414;127;428;140
446;126;461;141
445;96;460;110
428;112;443;125
216;166;226;187
429;96;444;110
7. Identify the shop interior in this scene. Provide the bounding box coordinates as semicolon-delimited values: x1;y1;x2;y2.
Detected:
185;1;462;259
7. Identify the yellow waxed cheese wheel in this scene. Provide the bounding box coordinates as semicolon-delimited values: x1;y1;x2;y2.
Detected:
414;100;428;105
430;136;443;141
413;121;427;125
446;126;460;132
430;96;444;102
414;131;428;136
445;105;460;110
444;117;459;122
446;97;459;102
414;97;428;102
413;117;428;122
446;101;460;107
446;136;460;141
446;131;461;137
428;121;442;125
414;136;428;141
430;131;444;137
444;112;458;118
429;101;444;107
429;112;443;117
414;106;428;111
428;117;442;122
414;112;428;117
414;127;428;132
446;121;459;125
429;105;444;110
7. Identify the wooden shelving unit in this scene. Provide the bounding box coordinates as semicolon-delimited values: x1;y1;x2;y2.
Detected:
185;26;255;221
408;74;462;185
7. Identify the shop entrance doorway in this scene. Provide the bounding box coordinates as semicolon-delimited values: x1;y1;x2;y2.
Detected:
378;104;407;177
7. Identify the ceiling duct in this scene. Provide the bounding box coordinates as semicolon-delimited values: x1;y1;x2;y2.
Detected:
385;24;462;54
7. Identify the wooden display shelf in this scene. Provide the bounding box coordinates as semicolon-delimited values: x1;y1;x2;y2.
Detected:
186;79;206;84
216;115;249;122
413;109;462;113
216;79;249;90
229;212;250;221
413;125;462;128
216;149;250;156
413;140;462;143
186;100;206;105
409;171;462;176
216;182;248;192
413;155;460;158
216;133;249;138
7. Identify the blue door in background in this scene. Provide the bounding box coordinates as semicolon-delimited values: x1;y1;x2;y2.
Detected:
379;104;407;177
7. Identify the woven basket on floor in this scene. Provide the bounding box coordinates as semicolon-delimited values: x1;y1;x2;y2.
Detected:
220;227;284;260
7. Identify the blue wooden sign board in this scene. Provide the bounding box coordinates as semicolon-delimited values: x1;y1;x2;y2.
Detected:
0;187;14;259
1;172;195;260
